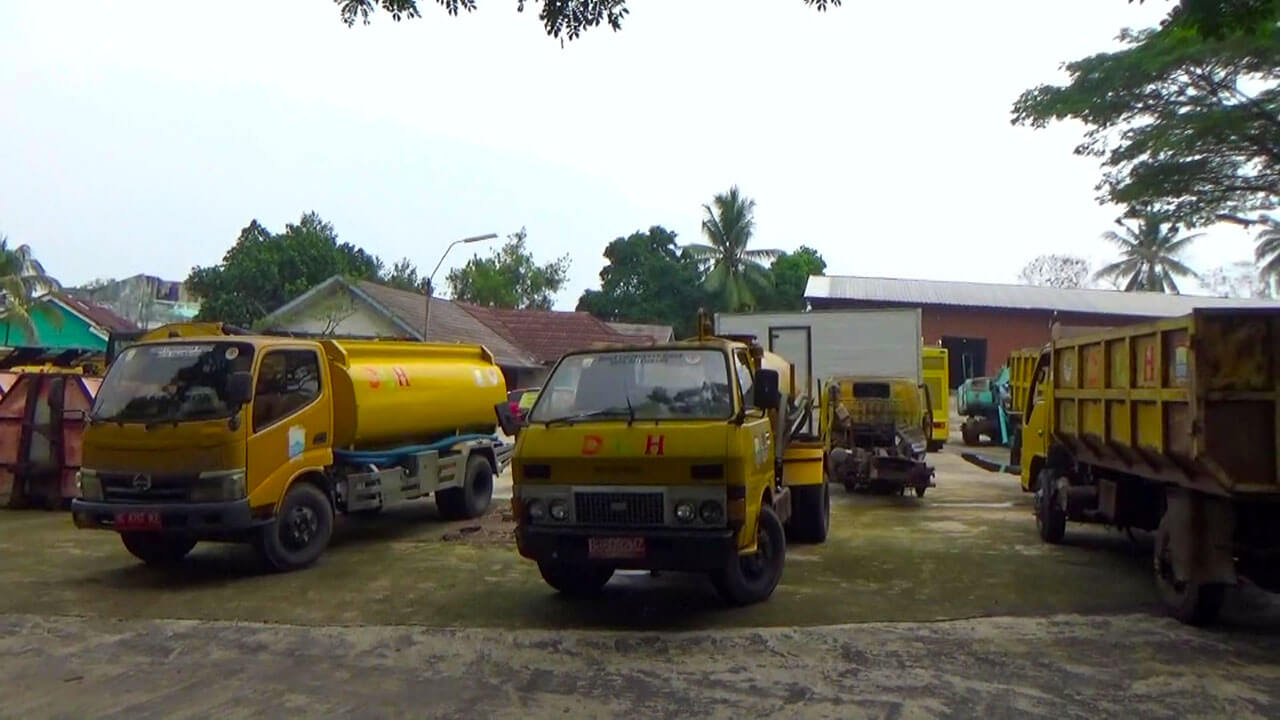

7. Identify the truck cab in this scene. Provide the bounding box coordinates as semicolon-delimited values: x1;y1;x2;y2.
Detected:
505;326;825;605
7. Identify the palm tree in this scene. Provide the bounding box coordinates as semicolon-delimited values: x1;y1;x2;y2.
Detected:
1093;214;1202;293
1253;216;1280;293
0;236;61;344
686;186;780;311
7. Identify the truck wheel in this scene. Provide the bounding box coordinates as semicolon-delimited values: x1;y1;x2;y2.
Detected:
713;505;786;606
1035;470;1066;544
436;455;495;520
787;483;829;544
537;561;614;595
961;421;979;446
1153;521;1227;626
257;482;334;572
120;533;196;566
914;486;927;498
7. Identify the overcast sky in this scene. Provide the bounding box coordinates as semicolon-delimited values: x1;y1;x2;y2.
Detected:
0;0;1259;308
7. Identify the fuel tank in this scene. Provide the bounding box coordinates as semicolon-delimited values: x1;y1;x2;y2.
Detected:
322;339;507;449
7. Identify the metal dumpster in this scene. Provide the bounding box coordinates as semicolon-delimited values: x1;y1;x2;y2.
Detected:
0;372;100;509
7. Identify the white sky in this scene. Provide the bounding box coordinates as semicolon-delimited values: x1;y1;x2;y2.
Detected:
0;0;1260;308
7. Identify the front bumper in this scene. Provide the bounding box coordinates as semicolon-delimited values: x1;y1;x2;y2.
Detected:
517;525;737;571
70;498;265;538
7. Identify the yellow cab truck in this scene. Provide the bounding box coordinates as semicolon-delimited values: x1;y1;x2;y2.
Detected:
823;375;935;497
1013;309;1280;624
71;325;510;570
921;346;949;450
496;314;829;605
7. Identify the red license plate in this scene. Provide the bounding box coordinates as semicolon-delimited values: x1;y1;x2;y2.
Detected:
588;537;645;560
114;511;162;531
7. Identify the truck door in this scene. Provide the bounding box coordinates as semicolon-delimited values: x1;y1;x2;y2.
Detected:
734;349;775;541
246;348;333;508
768;326;813;434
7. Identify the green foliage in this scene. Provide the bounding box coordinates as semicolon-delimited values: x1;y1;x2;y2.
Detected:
1012;21;1280;226
383;257;427;292
761;246;826;311
1093;213;1202;293
187;212;383;328
576;226;707;337
686;186;780;312
1140;0;1280;38
446;228;569;309
336;0;841;40
0;236;61;342
1252;215;1280;281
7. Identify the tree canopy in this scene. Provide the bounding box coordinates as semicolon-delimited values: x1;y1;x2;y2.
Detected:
764;246;827;310
1012;19;1279;226
446;228;569;309
187;213;384;328
0;237;60;342
687;187;779;312
575;226;707;337
1019;255;1091;289
1094;213;1202;292
336;0;842;40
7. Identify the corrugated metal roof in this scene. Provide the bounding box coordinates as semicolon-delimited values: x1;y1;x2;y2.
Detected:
605;322;675;343
805;276;1279;318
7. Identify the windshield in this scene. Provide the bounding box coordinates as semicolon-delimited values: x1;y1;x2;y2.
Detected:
92;342;255;424
529;349;733;423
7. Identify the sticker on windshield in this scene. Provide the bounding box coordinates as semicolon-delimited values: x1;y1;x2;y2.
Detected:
153;345;212;358
288;425;305;459
225;347;239;360
683;354;702;365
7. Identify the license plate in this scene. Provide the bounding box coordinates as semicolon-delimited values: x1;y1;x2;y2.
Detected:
114;511;162;531
587;537;645;560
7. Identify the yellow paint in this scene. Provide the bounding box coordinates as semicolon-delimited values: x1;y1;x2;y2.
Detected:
922;346;949;444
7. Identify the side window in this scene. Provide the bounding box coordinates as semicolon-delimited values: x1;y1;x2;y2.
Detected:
253;350;322;432
735;351;755;409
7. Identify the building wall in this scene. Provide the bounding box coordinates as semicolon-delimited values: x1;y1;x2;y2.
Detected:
75;275;200;330
0;302;105;350
264;285;408;338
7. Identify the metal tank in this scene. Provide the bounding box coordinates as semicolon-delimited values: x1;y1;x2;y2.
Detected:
321;339;508;450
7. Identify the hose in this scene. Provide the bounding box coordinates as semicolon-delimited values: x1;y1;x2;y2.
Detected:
333;433;503;467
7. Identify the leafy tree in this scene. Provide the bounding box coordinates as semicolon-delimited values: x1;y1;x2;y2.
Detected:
686;186;780;312
1094;213;1202;293
446;228;569;309
0;237;60;342
187;212;383;328
336;0;842;40
760;246;826;311
1012;21;1280;226
383;257;427;292
576;226;706;337
1201;260;1272;297
1252;215;1280;284
1139;0;1280;38
1019;255;1092;289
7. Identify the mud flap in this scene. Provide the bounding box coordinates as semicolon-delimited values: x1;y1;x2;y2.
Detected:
1164;487;1237;587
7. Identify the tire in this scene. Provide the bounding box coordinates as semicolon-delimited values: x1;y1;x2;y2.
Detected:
914;485;927;498
1035;470;1066;544
787;483;829;544
537;561;614;595
961;421;980;446
1153;521;1227;626
926;440;942;453
257;481;334;572
120;533;196;566
713;505;786;606
436;455;495;521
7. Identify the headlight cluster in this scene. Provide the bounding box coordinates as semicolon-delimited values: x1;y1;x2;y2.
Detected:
190;469;248;503
526;498;570;522
76;469;103;501
674;499;725;525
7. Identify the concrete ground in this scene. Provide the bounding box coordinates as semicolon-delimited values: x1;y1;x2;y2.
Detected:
2;440;1279;716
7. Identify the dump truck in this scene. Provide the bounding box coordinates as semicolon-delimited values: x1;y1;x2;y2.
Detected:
71;329;511;570
1011;309;1280;624
824;375;935;496
498;314;828;605
922;346;949;450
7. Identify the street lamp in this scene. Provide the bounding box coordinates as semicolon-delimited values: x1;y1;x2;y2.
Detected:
423;232;498;339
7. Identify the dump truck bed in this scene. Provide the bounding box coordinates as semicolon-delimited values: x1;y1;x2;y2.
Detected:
1049;308;1280;497
1006;348;1040;418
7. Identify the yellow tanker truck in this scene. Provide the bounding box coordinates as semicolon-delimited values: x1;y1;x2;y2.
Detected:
71;329;510;571
497;314;828;605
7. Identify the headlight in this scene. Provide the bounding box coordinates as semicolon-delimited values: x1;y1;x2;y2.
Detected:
549;499;569;521
674;501;696;523
699;500;724;525
190;469;247;502
76;469;103;502
527;499;547;521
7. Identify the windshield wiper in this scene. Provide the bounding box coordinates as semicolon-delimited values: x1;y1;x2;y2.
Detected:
625;391;635;427
144;407;181;431
543;409;626;427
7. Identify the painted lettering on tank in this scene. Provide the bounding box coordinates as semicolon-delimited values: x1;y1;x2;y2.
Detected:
644;435;665;456
364;366;382;389
392;366;410;387
582;435;604;456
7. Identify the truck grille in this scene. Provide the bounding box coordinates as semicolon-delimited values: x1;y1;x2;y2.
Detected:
101;473;192;503
574;491;664;526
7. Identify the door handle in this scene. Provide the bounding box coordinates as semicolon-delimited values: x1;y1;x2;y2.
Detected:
313;432;328;444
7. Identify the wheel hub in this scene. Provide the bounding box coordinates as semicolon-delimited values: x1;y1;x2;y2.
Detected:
284;506;318;550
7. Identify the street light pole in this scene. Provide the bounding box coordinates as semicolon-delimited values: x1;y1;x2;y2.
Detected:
423;233;498;339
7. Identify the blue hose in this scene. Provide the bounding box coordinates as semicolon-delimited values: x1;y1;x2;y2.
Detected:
334;433;502;466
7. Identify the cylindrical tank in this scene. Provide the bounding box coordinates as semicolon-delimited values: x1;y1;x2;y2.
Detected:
322;340;508;450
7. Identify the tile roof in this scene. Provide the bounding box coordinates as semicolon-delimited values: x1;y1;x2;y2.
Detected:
459;305;651;364
54;293;138;332
806;275;1279;318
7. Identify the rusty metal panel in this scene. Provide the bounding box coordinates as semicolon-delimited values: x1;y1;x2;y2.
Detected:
1133;334;1160;388
1134;401;1162;452
1081;399;1105;438
1108;340;1128;388
1082;344;1105;389
1107;400;1131;446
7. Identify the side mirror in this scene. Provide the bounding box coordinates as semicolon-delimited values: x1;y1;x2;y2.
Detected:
495;401;526;437
227;371;254;407
753;369;781;410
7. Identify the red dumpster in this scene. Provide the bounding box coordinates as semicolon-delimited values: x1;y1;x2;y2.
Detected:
0;372;100;509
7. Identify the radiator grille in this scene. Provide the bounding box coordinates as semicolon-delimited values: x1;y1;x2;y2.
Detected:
574;492;664;526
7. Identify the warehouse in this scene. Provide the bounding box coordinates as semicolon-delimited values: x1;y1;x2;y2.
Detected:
805;275;1276;386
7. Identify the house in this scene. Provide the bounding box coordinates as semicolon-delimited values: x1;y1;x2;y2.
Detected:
0;293;137;367
71;274;201;330
260;276;651;389
806;275;1278;386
